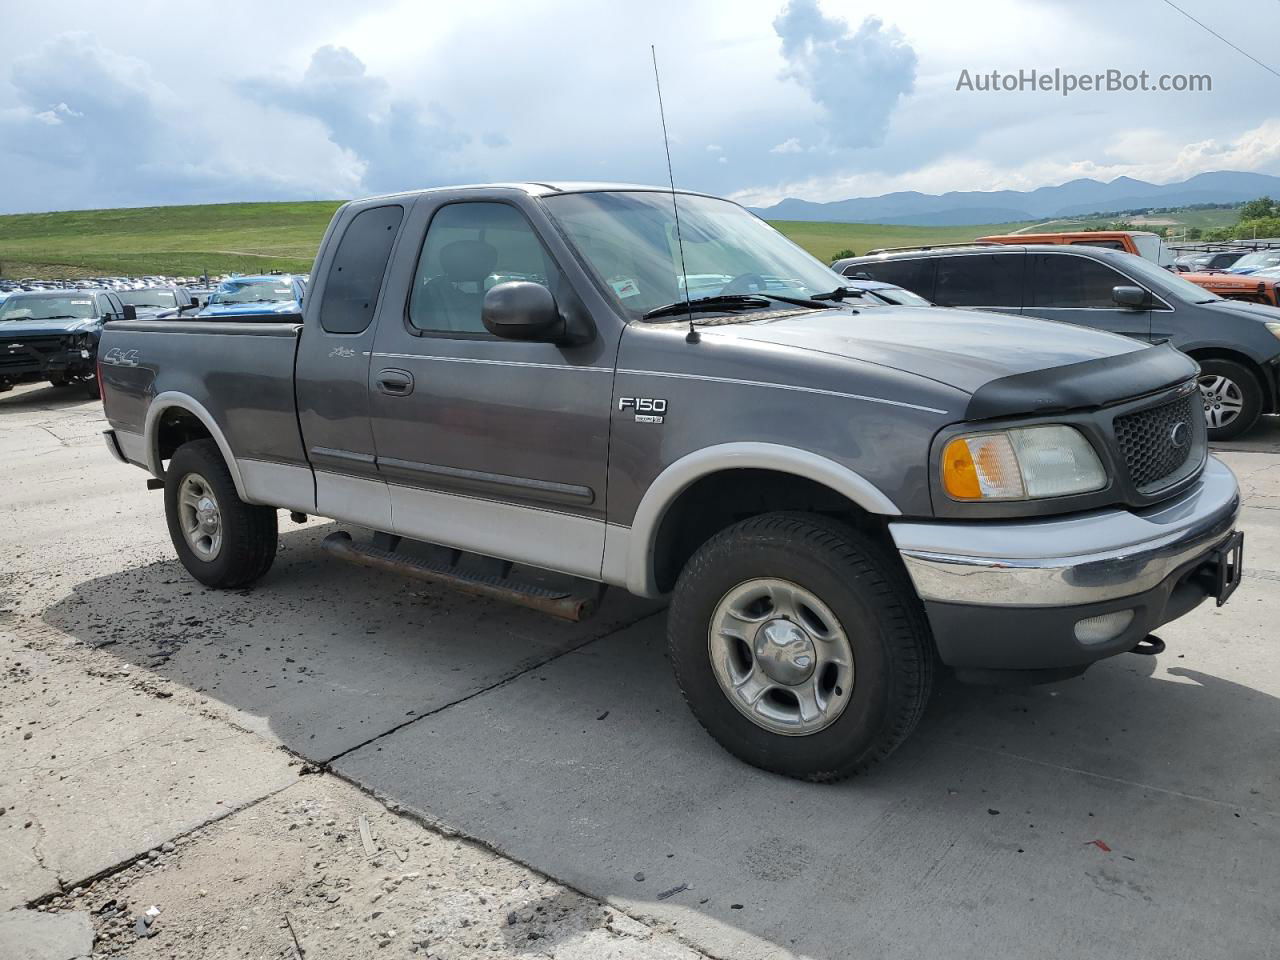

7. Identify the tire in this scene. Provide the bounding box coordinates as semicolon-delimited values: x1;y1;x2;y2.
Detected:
81;374;100;400
164;438;278;588
49;374;71;388
1197;358;1263;441
667;513;934;782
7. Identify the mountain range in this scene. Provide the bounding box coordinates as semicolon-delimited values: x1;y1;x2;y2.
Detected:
749;170;1280;225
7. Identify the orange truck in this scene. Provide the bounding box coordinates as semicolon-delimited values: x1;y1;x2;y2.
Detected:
1178;270;1280;307
977;230;1174;267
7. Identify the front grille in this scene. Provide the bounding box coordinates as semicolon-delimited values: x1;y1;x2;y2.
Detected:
0;335;69;369
1113;390;1205;494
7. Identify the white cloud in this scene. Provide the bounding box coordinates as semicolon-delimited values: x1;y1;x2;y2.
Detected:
0;32;359;211
240;45;471;194
773;1;916;149
1;0;1279;214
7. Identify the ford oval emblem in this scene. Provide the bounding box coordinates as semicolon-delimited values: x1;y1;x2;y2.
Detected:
1169;421;1190;448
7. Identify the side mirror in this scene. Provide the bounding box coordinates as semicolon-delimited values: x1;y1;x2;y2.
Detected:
1112;285;1148;309
121;305;137;321
189;296;199;308
481;281;563;341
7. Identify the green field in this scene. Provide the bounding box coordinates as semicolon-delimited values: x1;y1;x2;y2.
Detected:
0;201;342;279
1022;206;1241;235
767;219;1033;263
0;201;1041;280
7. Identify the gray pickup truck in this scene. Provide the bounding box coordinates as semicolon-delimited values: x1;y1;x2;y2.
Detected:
100;183;1245;781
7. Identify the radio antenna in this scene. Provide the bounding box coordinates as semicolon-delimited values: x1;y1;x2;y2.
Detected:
650;44;699;344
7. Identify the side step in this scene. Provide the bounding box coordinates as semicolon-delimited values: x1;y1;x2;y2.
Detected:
321;531;602;622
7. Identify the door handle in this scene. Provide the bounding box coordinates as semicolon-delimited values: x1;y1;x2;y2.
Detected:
375;368;414;397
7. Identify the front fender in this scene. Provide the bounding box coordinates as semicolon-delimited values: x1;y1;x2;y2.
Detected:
616;441;900;597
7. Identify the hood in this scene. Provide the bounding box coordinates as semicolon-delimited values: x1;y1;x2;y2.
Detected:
1200;297;1280;322
0;317;100;337
198;300;299;317
1179;271;1268;289
707;305;1147;394
697;304;1197;419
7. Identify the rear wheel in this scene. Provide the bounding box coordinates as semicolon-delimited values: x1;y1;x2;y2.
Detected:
667;513;934;782
1197;358;1262;441
164;439;278;588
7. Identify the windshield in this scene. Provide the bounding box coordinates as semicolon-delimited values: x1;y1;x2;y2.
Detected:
1232;251;1280;270
119;289;176;307
1131;234;1171;265
1114;252;1226;303
0;295;98;322
209;279;295;305
542;191;846;318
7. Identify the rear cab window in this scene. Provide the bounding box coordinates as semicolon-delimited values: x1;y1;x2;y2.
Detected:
319;205;405;334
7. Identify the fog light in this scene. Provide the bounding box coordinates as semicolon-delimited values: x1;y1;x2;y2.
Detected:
1074;610;1135;645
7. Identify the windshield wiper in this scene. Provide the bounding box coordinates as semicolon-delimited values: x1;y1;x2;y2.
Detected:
642;292;830;321
642;294;770;320
812;286;869;301
36;314;80;320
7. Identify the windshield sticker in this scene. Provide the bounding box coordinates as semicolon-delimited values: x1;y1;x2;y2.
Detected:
610;278;640;300
71;300;92;305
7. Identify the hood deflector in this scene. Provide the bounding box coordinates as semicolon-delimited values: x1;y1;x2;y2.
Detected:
965;342;1198;421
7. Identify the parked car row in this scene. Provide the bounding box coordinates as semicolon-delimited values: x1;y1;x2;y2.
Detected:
836;242;1280;440
0;273;307;395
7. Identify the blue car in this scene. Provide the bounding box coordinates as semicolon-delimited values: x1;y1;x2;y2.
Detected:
196;275;306;318
1225;250;1280;275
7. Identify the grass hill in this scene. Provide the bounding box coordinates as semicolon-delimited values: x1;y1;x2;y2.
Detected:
0;201;1037;279
0;202;342;279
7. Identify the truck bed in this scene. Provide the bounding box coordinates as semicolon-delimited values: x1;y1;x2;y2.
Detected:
99;318;308;471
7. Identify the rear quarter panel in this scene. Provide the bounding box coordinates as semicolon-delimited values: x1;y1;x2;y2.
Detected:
100;320;306;466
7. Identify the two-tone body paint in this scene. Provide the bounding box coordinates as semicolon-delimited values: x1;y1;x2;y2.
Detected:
99;182;1186;598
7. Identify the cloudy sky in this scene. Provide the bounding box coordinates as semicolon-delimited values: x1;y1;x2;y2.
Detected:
1;0;1278;213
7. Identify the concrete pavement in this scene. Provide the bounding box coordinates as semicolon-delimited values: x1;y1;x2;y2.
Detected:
3;380;1278;958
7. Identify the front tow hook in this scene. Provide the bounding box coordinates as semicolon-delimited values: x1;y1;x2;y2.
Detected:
1130;634;1166;656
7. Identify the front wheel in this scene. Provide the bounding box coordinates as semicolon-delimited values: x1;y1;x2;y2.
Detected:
1198;358;1263;441
667;513;934;782
164;439;278;588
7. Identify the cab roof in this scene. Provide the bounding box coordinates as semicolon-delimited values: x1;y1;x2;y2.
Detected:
356;182;722;203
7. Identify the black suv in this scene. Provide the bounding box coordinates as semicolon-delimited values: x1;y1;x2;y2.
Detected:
835;244;1280;439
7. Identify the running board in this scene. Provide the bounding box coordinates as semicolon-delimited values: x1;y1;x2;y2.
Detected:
321;531;602;622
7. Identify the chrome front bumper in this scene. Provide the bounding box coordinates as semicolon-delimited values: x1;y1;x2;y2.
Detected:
890;457;1240;608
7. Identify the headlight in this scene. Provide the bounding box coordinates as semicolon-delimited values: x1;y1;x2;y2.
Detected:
941;425;1107;501
1266;322;1280;341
